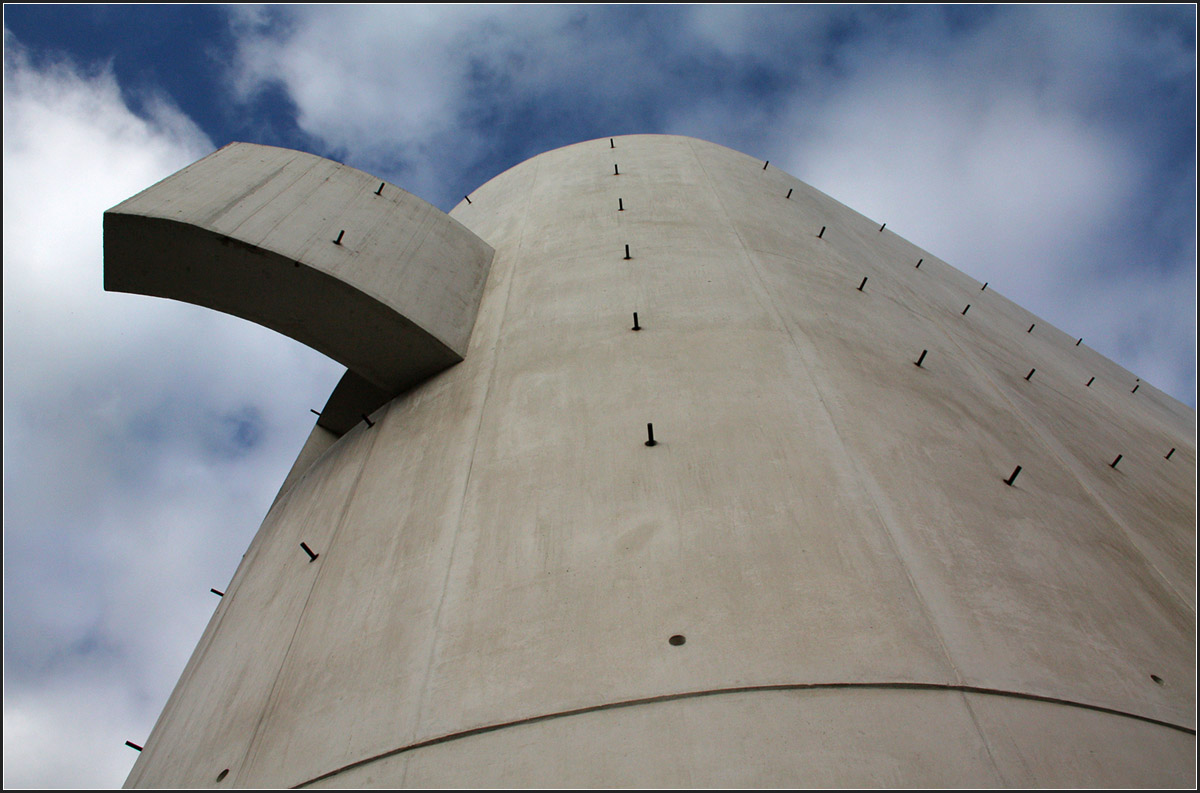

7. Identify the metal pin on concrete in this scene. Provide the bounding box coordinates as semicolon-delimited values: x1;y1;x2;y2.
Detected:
1086;376;1095;387
333;230;344;245
962;304;971;315
645;423;657;446
375;183;384;195
1076;338;1083;346
632;312;641;331
916;259;923;268
310;408;321;417
211;588;224;597
1028;324;1035;333
618;198;624;211
464;195;472;204
786;188;793;199
610;138;615;148
981;282;988;290
614;163;619;175
1110;454;1123;469
915;349;927;367
879;223;886;232
624;244;631;260
818;226;825;238
763;160;769;170
1165;447;1175;460
857;277;868;291
1131;384;1139;394
300;542;319;562
126;741;144;752
362;414;375;427
1025;368;1036;381
1004;466;1022;486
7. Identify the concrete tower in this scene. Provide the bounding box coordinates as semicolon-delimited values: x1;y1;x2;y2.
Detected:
106;135;1195;787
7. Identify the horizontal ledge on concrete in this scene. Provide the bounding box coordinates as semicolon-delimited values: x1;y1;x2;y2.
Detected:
294;681;1196;788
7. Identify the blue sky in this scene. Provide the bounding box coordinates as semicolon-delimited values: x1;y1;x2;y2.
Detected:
3;5;1195;788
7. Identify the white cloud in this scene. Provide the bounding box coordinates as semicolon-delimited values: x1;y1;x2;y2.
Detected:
228;5;505;192
734;8;1196;405
3;36;344;788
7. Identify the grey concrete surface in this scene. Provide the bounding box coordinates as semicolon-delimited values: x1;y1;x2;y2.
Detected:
104;142;494;395
119;135;1195;788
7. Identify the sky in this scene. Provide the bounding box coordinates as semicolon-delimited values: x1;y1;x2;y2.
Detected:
2;4;1195;788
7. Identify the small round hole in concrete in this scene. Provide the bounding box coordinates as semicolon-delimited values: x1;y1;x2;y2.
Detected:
217;769;229;782
1151;674;1164;686
669;634;686;646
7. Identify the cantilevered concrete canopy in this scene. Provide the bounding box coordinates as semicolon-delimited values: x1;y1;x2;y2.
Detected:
104;142;494;432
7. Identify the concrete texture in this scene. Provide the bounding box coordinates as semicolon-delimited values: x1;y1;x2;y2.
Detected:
104;141;494;411
117;135;1195;788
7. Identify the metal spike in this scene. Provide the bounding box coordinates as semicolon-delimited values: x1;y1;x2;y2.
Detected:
1004;466;1022;486
300;542;319;562
915;349;927;367
857;277;868;291
645;423;657;447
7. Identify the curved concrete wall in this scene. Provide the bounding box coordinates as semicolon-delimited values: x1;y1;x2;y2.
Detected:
122;135;1195;787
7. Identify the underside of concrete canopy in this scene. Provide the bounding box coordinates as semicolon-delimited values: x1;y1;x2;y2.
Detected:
103;142;494;433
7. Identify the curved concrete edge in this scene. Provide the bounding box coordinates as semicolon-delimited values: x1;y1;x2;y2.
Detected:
298;685;1196;788
103;142;494;394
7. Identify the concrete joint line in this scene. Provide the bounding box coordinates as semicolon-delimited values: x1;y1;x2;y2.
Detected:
236;418;388;785
407;158;542;766
292;681;1195;788
685;140;965;691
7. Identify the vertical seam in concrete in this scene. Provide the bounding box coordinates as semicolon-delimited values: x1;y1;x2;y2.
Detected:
956;689;1013;784
234;419;386;786
685;138;966;686
404;157;542;781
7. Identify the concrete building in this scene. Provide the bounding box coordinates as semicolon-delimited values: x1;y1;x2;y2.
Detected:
106;135;1195;787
